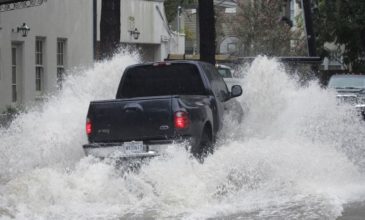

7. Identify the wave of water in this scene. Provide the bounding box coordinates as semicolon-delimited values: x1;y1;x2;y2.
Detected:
0;54;365;219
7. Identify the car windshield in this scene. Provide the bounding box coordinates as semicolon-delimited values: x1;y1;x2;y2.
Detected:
328;76;365;89
117;63;207;98
217;67;233;78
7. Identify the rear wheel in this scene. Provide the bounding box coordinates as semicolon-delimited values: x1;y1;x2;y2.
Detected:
192;126;214;161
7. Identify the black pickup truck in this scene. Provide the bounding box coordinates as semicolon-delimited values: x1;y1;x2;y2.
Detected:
83;61;243;160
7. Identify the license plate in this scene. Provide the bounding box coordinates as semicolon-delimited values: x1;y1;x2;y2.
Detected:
123;141;144;153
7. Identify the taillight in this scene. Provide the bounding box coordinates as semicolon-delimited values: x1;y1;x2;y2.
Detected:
174;111;190;129
86;118;92;135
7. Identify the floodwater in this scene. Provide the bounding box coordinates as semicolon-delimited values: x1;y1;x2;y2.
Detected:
0;53;365;219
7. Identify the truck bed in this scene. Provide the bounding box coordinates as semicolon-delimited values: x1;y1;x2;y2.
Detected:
87;96;175;143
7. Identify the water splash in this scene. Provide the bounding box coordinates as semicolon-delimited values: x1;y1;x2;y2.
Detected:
0;52;140;181
0;55;365;219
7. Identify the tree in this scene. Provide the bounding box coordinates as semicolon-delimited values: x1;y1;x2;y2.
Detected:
198;0;216;64
218;0;306;57
100;0;121;59
313;0;365;72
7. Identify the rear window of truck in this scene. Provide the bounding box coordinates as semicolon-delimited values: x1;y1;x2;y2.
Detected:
117;63;207;98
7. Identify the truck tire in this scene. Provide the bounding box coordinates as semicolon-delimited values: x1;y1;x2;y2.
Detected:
192;125;213;161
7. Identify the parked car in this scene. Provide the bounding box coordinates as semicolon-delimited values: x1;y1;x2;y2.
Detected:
83;61;243;161
327;74;365;120
216;64;242;92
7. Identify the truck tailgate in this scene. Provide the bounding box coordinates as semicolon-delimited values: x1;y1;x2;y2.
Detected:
88;96;174;143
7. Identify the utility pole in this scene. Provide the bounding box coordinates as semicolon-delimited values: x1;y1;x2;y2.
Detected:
177;5;181;34
177;5;181;51
198;0;215;64
301;0;317;57
100;0;121;60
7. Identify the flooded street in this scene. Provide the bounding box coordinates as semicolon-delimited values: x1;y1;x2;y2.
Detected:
0;54;365;219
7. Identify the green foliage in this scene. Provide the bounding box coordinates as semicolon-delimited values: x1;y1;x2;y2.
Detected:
313;0;365;72
184;26;194;41
2;106;19;115
0;106;22;126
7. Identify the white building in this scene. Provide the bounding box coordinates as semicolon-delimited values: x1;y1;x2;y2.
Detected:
0;0;183;112
0;0;94;111
95;0;184;62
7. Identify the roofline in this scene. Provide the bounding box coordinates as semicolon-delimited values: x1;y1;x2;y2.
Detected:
166;54;322;64
331;74;365;77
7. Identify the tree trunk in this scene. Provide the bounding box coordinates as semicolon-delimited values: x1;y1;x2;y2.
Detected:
100;0;121;59
198;0;216;64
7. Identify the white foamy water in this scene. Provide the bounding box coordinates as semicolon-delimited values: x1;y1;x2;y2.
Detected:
0;55;365;219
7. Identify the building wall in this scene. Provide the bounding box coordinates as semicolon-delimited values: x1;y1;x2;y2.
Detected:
0;0;183;111
96;0;169;44
0;0;93;111
96;0;182;62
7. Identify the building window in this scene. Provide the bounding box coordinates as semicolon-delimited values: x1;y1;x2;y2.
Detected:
11;47;17;102
35;67;43;91
35;37;45;93
227;43;237;53
57;38;66;88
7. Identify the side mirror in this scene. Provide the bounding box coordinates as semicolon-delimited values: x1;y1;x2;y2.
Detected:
230;85;242;98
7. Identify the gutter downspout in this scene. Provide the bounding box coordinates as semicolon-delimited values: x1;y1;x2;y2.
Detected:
93;0;97;60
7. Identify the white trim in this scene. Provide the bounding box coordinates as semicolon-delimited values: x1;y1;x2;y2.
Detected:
0;48;2;81
11;46;17;103
35;37;45;96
